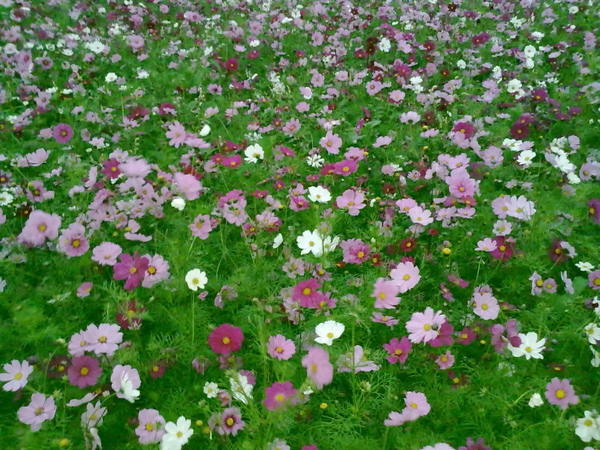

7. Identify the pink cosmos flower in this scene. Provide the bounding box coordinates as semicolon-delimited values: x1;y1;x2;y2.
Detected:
436;351;455;370
545;378;579;410
113;252;149;291
390;261;421;293
339;239;370;264
57;223;89;257
302;347;333;389
91;242;122;266
52;123;74;143
267;335;296;360
383;337;412;364
371;312;399;328
336;189;366;216
588;269;600;290
68;355;102;389
406;307;447;344
86;323;123;356
208;324;244;355
77;282;93;298
0;360;34;392
403;391;431;420
17;393;56;432
166;121;187;148
222;155;242;169
17;210;62;247
407;206;434;226
141;254;170;288
220;407;244;436
371;278;401;309
446;168;477;197
190;214;214;239
174;172;202;200
264;381;297;411
472;292;500;320
320;131;342;154
136;409;165;444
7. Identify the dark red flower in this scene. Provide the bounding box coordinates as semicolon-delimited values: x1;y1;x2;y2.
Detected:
208;324;244;355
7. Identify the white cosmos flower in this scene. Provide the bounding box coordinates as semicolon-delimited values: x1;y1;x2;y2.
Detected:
322;235;340;254
244;144;264;163
314;320;345;346
297;230;324;257
574;410;600;442
229;374;253;404
185;269;207;291
378;37;391;53
584;323;600;345
307;186;332;203
199;124;211;136
119;372;140;403
203;382;219;398
517;150;536;167
507;332;546;360
171;197;186;211
528;393;544;407
273;233;283;249
575;262;595;273
506;79;522;93
161;416;193;450
523;45;537;58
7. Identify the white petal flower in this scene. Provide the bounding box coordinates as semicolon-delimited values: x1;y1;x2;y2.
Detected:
244;144;264;163
307;186;332;203
171;197;186;211
161;416;193;449
229;374;253;404
528;393;544;407
575;411;600;442
185;269;207;291
314;320;345;346
199;124;211;137
584;323;600;344
507;332;546;360
203;382;219;398
296;230;324;257
273;233;283;249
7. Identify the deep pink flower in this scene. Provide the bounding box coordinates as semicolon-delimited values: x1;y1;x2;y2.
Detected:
302;347;333;389
222;154;242;168
113;252;149;291
208;324;244;355
383;337;412;364
68;355;102;389
264;381;297;411
220;407;244;435
339;239;370;265
292;278;324;308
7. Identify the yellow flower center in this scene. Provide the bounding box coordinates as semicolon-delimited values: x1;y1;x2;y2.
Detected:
302;288;312;296
35;407;44;415
72;239;80;248
14;372;22;380
585;419;594;426
152;366;159;372
275;394;285;402
222;337;231;345
80;367;89;376
146;423;154;431
99;336;107;343
525;346;532;353
555;389;565;399
424;324;431;331
275;346;283;353
594;278;600;286
311;363;317;373
327;332;334;338
226;418;234;427
357;251;365;258
148;266;156;274
378;292;386;299
481;304;488;310
402;274;410;281
129;267;137;274
38;224;47;232
394;349;403;355
410;402;418;409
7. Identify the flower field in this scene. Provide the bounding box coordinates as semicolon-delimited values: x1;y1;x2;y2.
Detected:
1;0;599;449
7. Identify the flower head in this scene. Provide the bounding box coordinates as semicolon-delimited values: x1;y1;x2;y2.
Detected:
314;320;345;346
185;268;208;291
17;393;56;432
545;378;579;410
302;347;333;389
208;324;244;355
0;360;34;392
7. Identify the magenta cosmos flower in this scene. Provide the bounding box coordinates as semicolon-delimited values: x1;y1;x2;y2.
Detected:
264;381;297;411
113;252;149;290
292;278;324;308
52;123;74;144
383;337;412;364
17;210;62;246
390;261;421;293
0;359;34;392
17;393;56;432
301;347;333;389
57;222;89;257
545;378;579;410
136;409;165;444
208;324;244;355
406;307;447;344
267;335;296;360
68;355;102;389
